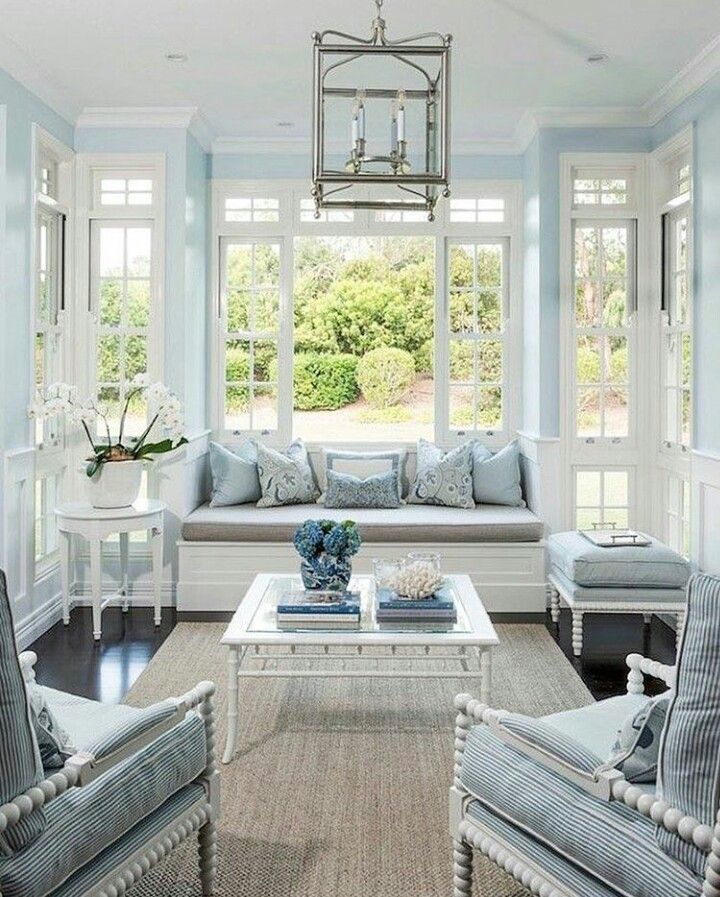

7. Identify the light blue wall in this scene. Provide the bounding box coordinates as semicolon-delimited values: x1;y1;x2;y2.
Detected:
210;151;523;180
0;69;74;453
184;132;208;431
74;127;208;428
651;71;720;454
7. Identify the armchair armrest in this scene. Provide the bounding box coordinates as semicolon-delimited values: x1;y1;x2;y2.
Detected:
453;693;624;802
18;650;38;686
0;680;217;836
626;653;675;694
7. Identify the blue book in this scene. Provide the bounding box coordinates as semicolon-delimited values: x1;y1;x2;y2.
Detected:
376;585;455;612
277;590;361;615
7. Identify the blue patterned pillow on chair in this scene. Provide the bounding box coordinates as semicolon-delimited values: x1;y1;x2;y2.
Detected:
324;469;401;509
407;439;474;509
603;694;670;783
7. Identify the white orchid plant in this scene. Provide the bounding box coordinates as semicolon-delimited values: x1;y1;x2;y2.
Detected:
29;375;188;477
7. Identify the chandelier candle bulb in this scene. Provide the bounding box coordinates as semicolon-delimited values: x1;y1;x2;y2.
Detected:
397;91;406;142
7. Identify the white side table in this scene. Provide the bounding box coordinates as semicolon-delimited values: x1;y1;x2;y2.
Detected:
55;499;167;641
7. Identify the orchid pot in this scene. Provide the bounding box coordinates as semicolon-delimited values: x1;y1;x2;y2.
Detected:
83;458;144;509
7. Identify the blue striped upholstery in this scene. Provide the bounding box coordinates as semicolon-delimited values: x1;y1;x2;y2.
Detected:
465;801;622;897
0;570;46;854
497;712;603;773
0;713;206;897
657;573;720;875
461;724;701;897
83;699;179;759
49;784;207;897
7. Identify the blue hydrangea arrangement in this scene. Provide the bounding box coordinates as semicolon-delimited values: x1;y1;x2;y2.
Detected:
293;519;361;591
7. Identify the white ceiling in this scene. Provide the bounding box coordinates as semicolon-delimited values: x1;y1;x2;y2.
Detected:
2;0;720;149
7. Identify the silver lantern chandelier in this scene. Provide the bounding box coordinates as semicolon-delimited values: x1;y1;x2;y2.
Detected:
311;0;452;221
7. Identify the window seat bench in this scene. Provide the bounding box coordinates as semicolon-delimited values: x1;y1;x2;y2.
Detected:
177;503;547;615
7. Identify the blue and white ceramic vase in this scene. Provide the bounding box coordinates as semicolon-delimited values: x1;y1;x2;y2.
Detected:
300;553;352;591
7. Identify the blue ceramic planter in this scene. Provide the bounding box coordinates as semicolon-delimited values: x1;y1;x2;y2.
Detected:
300;553;352;591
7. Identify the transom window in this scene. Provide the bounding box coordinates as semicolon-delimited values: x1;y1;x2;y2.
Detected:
38;152;58;200
676;163;691;198
575;468;630;530
450;197;505;224
300;199;353;223
220;239;281;432
573;175;629;208
225;197;280;223
375;207;430;223
573;221;634;440
99;177;153;207
448;240;507;433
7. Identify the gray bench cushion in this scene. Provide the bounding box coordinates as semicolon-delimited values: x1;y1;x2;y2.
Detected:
548;531;690;589
182;502;545;543
550;566;687;604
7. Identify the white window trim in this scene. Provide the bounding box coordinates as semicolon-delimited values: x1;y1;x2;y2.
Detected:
209;178;522;450
559;152;650;530
30;125;75;576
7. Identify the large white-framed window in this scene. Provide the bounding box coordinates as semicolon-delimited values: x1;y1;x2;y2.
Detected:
32;127;74;575
211;179;522;448
560;154;645;531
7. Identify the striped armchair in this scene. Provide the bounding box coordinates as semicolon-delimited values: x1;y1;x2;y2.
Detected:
450;572;720;897
0;571;219;897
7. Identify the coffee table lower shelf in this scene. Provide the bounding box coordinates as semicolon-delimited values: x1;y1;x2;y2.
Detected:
221;642;492;764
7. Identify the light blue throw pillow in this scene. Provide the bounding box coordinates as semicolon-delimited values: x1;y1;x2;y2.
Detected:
256;438;320;508
408;439;474;509
471;440;525;507
209;441;261;507
324;469;401;509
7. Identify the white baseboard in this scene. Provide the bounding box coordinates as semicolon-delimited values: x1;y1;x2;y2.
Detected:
14;590;65;651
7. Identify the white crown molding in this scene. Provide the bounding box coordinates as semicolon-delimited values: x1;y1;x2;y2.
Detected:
76;106;200;130
644;32;720;126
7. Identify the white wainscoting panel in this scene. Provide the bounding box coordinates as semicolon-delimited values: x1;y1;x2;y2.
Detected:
692;449;720;576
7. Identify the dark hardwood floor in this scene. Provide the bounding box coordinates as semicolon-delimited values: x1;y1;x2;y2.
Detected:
27;605;677;703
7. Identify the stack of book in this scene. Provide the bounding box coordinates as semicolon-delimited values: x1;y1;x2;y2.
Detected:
375;584;457;624
276;590;361;629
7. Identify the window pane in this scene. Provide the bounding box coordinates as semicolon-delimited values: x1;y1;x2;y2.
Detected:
225;339;250;382
577;335;601;383
98;335;121;381
449;291;474;334
449;341;473;381
225;386;250;431
449;384;475;429
449;245;474;288
576;471;601;506
575;227;599;278
125;335;147;379
227;290;251;332
127;280;150;327
476;387;502;428
292;235;434;442
478;290;502;332
478;340;502;383
604;471;628;506
100;280;122;325
575;280;601;327
127;228;151;277
577;388;601;437
605;387;628;438
100;228;125;276
608;336;628;383
476;245;502;289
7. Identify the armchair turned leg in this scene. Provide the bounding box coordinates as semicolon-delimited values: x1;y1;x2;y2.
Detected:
571;610;584;657
549;587;560;624
198;820;218;896
453;837;473;896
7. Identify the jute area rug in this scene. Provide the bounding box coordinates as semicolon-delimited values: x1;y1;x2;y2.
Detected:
127;622;592;897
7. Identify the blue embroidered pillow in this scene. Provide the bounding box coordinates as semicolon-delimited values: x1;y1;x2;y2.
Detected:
604;694;670;783
324;469;401;509
407;440;474;509
256;439;319;508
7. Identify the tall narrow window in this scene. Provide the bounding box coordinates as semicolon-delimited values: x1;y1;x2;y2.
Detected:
448;240;507;434
34;206;65;447
220;239;281;433
91;221;153;437
573;221;634;441
662;208;691;449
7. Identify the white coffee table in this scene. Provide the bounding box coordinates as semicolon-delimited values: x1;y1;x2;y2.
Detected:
221;573;499;763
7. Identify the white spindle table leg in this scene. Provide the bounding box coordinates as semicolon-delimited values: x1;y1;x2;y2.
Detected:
151;526;163;627
59;529;71;625
479;649;491;704
119;532;130;613
90;539;103;641
571;610;584;657
222;647;240;764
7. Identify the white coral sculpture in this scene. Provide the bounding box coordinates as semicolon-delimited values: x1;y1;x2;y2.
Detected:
389;561;443;600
